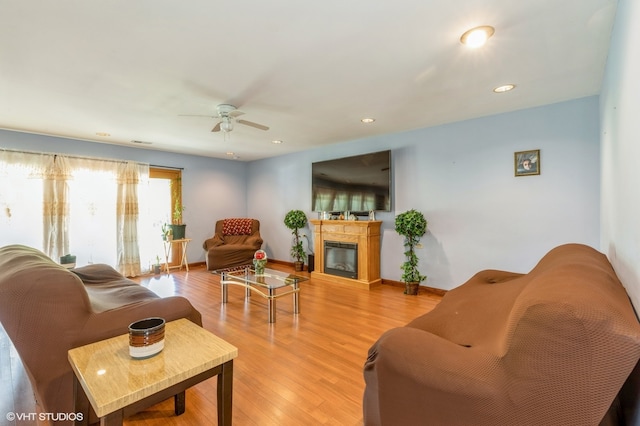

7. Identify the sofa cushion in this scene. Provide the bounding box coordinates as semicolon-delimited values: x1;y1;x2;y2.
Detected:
222;218;254;235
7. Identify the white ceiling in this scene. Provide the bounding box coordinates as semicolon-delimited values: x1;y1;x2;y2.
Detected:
0;0;617;161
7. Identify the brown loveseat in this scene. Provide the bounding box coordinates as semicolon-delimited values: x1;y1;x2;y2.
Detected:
0;244;202;423
364;243;640;425
203;218;263;271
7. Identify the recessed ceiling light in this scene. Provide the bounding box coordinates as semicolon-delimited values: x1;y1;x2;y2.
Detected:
96;132;110;137
271;140;283;144
460;26;495;48
226;152;235;156
493;84;516;93
361;118;376;124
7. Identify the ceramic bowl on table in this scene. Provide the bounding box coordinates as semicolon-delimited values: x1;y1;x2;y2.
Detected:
128;317;165;359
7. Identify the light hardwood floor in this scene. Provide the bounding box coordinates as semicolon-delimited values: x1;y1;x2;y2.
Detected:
0;264;441;426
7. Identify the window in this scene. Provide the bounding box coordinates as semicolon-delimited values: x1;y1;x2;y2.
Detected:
0;150;167;276
139;168;183;270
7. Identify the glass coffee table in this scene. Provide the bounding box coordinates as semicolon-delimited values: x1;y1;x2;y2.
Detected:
220;267;306;323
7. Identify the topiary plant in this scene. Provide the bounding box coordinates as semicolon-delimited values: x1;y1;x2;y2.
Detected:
395;209;427;293
284;210;307;264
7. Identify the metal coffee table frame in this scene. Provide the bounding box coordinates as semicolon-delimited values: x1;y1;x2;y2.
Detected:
220;267;303;323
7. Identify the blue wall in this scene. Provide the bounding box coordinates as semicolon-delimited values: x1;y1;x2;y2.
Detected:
1;96;601;290
600;0;640;310
248;96;601;289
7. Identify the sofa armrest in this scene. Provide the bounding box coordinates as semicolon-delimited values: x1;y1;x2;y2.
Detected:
245;235;263;250
364;327;504;425
203;234;225;250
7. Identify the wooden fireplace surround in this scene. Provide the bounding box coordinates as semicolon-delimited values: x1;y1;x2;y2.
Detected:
310;219;382;290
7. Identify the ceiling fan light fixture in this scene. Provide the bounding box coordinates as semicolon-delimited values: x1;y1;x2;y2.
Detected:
460;25;495;48
220;117;234;132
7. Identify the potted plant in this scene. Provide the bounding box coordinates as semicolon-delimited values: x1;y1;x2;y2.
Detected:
161;223;171;241
395;209;427;295
153;255;162;274
284;209;307;272
169;200;186;239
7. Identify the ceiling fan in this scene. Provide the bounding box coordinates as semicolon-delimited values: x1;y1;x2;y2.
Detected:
182;104;269;133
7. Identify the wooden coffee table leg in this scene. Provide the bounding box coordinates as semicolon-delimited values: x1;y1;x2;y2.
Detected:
174;390;186;415
218;360;234;426
73;375;90;426
100;410;123;425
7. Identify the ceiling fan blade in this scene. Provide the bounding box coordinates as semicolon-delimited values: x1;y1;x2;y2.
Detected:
178;114;216;118
211;121;222;132
237;119;269;131
229;110;245;118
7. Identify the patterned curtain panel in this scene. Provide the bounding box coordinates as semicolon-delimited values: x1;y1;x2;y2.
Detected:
41;155;72;261
116;162;145;276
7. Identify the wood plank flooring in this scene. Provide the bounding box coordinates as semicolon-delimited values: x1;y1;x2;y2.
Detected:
0;264;441;426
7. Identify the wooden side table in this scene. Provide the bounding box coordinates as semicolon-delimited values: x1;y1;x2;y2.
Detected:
68;318;238;425
163;238;191;273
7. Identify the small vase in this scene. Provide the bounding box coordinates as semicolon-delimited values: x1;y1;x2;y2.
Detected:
253;249;267;275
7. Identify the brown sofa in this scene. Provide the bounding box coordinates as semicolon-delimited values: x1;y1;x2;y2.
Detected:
0;244;202;423
364;243;640;425
203;218;263;271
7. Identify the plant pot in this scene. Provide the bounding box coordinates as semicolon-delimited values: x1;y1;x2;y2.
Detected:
405;282;419;295
153;265;161;274
294;261;304;272
169;224;186;240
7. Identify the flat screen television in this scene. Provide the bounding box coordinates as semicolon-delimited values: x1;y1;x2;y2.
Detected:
312;150;391;212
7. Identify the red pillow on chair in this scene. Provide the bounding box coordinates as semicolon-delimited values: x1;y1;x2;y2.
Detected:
222;218;253;236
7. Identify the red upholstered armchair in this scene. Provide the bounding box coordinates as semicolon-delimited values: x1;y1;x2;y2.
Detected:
202;218;263;271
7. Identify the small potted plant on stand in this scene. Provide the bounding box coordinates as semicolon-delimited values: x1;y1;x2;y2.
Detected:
284;209;307;272
395;209;427;295
169;200;186;240
161;223;171;241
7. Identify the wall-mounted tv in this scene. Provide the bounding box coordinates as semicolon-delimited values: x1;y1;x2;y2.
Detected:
312;150;391;212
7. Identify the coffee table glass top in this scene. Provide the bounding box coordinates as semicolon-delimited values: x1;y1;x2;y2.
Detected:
223;267;308;289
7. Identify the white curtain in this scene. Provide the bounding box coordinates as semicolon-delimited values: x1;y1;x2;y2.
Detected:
41;155;72;261
116;162;144;276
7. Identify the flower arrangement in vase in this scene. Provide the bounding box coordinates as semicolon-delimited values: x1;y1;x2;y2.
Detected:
253;250;267;275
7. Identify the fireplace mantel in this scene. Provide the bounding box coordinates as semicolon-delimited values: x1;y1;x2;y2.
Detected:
310;219;382;290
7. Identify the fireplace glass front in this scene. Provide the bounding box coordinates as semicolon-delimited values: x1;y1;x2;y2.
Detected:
324;241;358;279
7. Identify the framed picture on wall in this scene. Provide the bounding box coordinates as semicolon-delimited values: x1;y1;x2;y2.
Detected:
514;149;540;176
